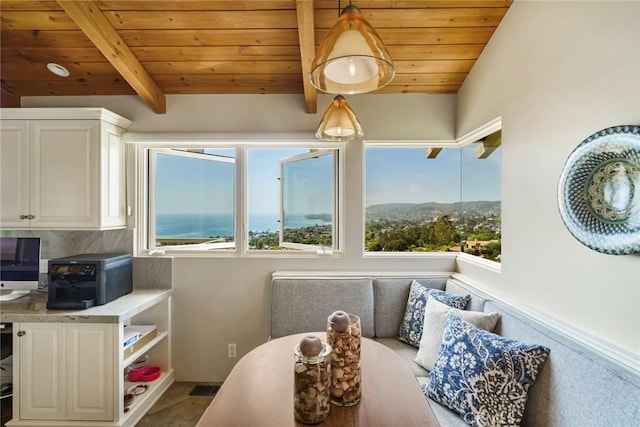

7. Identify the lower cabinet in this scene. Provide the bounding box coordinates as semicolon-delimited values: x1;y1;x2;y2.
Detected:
16;323;114;421
7;291;173;427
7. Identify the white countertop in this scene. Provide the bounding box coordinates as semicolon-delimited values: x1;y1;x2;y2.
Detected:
0;289;173;323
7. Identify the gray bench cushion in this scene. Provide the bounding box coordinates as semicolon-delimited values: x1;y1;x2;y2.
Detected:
270;277;375;338
485;301;640;427
374;337;429;377
416;377;469;427
373;277;448;338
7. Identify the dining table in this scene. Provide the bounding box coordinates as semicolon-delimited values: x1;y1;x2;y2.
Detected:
196;332;440;426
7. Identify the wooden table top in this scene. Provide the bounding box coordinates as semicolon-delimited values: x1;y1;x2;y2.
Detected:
196;333;439;427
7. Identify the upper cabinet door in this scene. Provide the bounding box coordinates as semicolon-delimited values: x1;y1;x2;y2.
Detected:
100;122;127;229
0;120;30;228
29;120;100;229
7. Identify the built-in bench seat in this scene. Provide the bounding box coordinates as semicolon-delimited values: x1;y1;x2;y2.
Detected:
270;272;640;426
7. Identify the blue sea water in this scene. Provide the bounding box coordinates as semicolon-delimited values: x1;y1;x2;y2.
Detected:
156;213;329;238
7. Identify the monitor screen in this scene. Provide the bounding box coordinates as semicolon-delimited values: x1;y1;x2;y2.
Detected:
0;237;41;300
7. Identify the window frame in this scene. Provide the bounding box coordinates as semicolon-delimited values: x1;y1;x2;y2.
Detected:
278;149;338;252
148;148;237;252
129;136;345;258
361;118;502;270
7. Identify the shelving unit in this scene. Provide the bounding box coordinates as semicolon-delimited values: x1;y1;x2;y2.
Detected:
1;289;173;427
117;293;173;426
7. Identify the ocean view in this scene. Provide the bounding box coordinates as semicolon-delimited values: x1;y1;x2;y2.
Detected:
156;213;330;238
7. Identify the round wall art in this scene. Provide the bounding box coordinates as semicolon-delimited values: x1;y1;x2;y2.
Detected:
558;125;640;255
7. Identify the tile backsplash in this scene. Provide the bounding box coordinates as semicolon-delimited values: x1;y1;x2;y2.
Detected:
0;229;133;260
0;229;134;288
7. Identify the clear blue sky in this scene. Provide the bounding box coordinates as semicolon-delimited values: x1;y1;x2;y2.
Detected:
248;148;314;215
155;145;501;215
156;150;235;215
366;145;501;206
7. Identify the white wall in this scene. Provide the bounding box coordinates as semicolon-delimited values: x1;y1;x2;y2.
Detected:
22;93;456;140
21;0;640;379
456;0;640;365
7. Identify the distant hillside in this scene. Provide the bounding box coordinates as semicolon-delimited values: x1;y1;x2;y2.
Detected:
366;201;501;222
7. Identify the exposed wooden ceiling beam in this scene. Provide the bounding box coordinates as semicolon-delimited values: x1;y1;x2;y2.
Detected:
56;0;166;114
476;130;502;159
296;0;317;114
425;147;443;159
1;84;20;108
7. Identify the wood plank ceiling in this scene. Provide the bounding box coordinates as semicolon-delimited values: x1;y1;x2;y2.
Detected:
0;0;513;114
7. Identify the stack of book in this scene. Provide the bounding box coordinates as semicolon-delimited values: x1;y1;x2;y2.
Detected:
123;325;158;357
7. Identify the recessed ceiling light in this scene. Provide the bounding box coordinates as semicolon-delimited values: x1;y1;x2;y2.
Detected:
47;63;70;77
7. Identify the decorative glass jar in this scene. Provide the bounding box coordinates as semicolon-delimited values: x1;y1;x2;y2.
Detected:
293;336;332;424
326;311;362;406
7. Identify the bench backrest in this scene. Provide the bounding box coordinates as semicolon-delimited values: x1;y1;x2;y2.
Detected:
270;277;375;338
485;300;640;427
373;277;448;338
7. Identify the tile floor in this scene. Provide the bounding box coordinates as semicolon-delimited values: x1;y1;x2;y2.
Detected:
136;382;217;427
0;382;216;427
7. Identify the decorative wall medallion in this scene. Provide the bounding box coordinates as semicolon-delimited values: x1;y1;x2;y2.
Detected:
558;125;640;255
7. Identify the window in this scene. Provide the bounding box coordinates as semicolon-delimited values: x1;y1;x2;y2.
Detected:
364;132;501;261
365;146;461;253
460;137;502;261
281;150;336;250
247;148;339;252
143;144;341;255
149;148;236;250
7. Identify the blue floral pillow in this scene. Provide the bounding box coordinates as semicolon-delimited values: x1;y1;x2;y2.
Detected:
398;280;470;347
424;314;550;427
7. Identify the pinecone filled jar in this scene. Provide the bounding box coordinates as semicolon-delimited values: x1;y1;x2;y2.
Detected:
326;311;362;406
293;335;332;424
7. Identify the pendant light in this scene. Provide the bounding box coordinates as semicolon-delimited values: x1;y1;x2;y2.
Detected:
310;2;394;94
316;95;363;142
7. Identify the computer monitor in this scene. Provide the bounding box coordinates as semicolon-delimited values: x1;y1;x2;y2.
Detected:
0;237;41;301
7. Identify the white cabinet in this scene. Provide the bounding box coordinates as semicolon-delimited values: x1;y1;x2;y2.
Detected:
15;323;114;421
66;323;115;420
15;323;66;420
7;290;173;427
0;108;131;230
0;120;29;229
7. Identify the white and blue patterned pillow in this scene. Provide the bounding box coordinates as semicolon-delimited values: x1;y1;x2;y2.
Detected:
424;314;550;427
398;280;470;347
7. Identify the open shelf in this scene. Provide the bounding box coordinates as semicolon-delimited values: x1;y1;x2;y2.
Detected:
123;330;168;368
121;369;174;426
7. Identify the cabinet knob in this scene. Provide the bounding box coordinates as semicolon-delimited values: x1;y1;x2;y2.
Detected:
20;215;28;219
17;331;25;337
